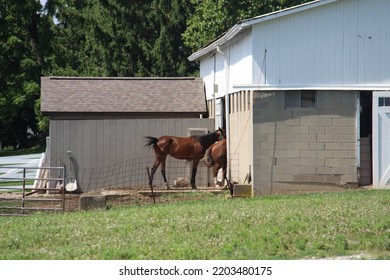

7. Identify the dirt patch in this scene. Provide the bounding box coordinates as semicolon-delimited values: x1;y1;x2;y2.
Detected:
0;186;226;213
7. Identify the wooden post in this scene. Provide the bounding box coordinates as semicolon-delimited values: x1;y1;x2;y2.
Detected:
146;167;156;204
22;168;26;214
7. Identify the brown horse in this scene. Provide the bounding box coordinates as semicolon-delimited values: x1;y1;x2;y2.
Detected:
145;128;225;189
202;139;227;188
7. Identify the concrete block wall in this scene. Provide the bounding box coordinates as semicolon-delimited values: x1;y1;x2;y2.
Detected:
252;90;358;195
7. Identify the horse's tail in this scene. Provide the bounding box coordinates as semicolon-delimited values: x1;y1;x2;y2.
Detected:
144;136;158;150
202;145;215;167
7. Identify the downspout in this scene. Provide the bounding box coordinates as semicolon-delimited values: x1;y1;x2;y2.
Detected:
216;46;231;182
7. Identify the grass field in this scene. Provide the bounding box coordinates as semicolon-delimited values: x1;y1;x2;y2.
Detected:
0;147;45;157
0;189;389;260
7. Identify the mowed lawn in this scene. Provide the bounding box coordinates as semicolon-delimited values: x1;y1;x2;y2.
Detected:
0;189;389;260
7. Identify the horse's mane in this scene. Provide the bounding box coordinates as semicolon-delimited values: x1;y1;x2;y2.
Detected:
196;130;220;152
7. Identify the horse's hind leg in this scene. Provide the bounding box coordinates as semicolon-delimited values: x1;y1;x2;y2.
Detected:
160;159;170;190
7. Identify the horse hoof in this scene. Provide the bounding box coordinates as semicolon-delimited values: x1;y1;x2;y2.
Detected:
192;186;197;190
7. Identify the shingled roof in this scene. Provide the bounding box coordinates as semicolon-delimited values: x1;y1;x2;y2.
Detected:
41;77;206;114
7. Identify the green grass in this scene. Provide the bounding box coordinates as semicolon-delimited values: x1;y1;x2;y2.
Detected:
0;189;389;260
0;147;45;157
0;180;35;187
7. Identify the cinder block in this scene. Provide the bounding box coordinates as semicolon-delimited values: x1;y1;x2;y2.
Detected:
317;166;333;174
284;118;300;126
300;166;316;174
292;126;308;134
293;142;309;150
300;116;317;126
309;142;325;150
341;142;356;151
306;157;325;166
282;149;301;158
276;124;293;134
309;125;325;134
79;195;107;211
233;184;252;198
333;118;350;126
325;142;341;150
325;158;341;166
332;166;350;174
317;150;333;159
316;117;333;126
300;150;317;158
300;134;317;141
317;134;333;142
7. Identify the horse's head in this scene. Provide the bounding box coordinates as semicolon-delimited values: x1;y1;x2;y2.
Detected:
217;127;226;140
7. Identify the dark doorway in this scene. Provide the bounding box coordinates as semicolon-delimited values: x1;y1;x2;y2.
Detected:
359;91;372;186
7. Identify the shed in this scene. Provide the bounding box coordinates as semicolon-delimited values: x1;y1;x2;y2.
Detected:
189;0;390;195
41;77;214;192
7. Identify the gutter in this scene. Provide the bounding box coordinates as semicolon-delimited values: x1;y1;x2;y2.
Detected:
216;46;231;182
188;24;242;61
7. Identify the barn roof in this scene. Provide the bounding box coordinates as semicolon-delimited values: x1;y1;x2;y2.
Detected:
41;77;207;114
188;0;338;61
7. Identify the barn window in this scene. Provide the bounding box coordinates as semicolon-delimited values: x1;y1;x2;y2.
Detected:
379;97;390;107
285;90;316;108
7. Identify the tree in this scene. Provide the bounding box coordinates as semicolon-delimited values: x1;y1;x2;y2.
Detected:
0;0;53;148
183;0;312;53
0;0;311;149
49;0;196;77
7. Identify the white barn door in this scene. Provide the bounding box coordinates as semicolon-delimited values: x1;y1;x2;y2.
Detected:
373;92;390;188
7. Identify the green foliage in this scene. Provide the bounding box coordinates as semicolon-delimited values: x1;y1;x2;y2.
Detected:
49;0;196;77
0;0;56;148
0;0;313;148
0;190;388;259
183;0;312;53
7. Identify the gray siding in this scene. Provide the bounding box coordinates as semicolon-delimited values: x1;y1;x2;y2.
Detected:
49;118;214;192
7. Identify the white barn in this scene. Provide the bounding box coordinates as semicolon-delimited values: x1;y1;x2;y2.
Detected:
189;0;390;195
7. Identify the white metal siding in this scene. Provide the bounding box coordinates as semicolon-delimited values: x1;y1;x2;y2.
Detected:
199;55;215;101
251;0;390;87
200;30;253;101
229;30;253;90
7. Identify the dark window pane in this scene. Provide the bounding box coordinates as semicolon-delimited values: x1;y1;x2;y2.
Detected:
379;97;390;107
285;91;300;108
301;91;316;107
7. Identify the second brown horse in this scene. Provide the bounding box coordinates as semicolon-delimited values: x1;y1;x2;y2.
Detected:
202;139;227;187
145;128;225;189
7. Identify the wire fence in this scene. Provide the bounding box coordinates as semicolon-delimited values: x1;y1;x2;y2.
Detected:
73;154;239;193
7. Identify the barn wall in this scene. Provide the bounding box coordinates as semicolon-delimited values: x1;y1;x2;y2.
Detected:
200;49;229;101
252;90;358;195
49;118;214;192
228;29;253;91
229;91;253;185
200;29;253;102
252;0;390;86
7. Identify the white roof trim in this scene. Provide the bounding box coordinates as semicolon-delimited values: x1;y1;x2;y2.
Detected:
232;84;390;92
188;0;338;61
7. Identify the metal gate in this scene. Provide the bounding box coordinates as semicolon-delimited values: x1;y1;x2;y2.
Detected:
0;166;65;216
373;91;390;188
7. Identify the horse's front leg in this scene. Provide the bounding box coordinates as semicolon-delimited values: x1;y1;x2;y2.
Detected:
221;161;227;189
190;160;200;189
213;163;221;188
